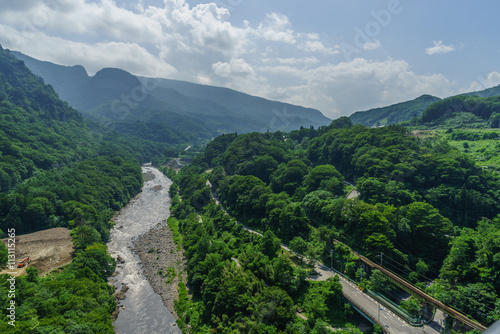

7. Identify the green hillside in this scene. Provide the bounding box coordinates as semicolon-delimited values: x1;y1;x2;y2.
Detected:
0;45;159;333
417;95;500;128
350;95;441;127
351;84;500;128
0;45;160;234
444;128;500;169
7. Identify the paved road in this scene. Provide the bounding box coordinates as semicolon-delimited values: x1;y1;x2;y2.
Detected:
206;180;443;334
310;262;443;334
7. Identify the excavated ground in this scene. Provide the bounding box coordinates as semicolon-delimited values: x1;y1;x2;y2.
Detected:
0;227;74;276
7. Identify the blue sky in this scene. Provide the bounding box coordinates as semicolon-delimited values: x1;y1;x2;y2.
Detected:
0;0;499;118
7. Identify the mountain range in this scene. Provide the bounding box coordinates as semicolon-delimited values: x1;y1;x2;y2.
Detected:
11;50;500;133
12;51;330;145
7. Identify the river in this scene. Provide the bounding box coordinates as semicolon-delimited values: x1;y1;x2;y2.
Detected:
107;165;182;334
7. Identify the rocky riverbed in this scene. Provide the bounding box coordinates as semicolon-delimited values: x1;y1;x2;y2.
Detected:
108;165;182;334
133;223;187;319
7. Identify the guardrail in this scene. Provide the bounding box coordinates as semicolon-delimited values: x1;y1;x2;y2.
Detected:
366;289;424;326
343;292;390;334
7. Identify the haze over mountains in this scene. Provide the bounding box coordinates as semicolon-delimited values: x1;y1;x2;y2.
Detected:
12;50;500;136
12;51;331;144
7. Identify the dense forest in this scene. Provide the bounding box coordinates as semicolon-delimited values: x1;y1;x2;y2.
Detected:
0;45;166;332
419;95;500;128
0;45;173;236
0;235;117;333
168;169;376;333
166;116;500;332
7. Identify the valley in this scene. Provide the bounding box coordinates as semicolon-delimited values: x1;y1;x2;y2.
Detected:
0;41;499;334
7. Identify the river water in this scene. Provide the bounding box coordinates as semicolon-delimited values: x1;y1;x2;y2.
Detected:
107;165;181;334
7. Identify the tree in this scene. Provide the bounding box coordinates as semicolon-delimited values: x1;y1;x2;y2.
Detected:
301;190;335;225
289;237;308;256
364;233;394;259
26;266;39;283
261;230;281;258
279;202;310;240
255;286;295;330
237;155;278;183
404;202;453;264
0;238;7;268
270;159;310;195
71;243;116;282
416;258;429;277
71;225;102;252
303;164;344;194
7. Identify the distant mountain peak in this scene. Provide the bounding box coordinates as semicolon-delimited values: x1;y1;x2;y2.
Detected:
91;67;141;92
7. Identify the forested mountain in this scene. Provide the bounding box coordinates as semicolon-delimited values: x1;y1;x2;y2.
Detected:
166;118;500;330
417;95;500;128
463;84;500;98
350;95;441;127
0;45;162;332
12;51;331;143
351;84;500;128
0;45;168;234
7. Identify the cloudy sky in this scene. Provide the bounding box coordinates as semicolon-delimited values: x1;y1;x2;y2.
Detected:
0;0;499;118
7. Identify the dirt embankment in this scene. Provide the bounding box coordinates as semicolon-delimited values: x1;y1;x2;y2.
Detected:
133;224;187;319
0;227;74;276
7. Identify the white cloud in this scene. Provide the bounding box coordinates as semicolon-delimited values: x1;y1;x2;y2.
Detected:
363;39;381;50
0;0;163;43
212;58;254;78
425;40;456;55
486;71;500;86
0;0;461;119
255;13;296;44
257;58;454;117
459;71;500;93
299;40;339;55
0;23;176;77
261;57;319;66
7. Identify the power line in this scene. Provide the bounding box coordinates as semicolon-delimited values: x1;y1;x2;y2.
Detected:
381;252;436;282
377;253;496;313
332;239;497;317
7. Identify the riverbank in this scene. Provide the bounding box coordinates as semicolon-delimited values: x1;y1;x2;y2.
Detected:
134;222;187;319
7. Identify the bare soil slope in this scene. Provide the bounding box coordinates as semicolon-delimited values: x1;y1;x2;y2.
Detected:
0;227;74;276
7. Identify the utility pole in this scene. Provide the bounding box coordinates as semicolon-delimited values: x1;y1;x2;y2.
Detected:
380;252;383;266
378;306;385;323
330;249;333;269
